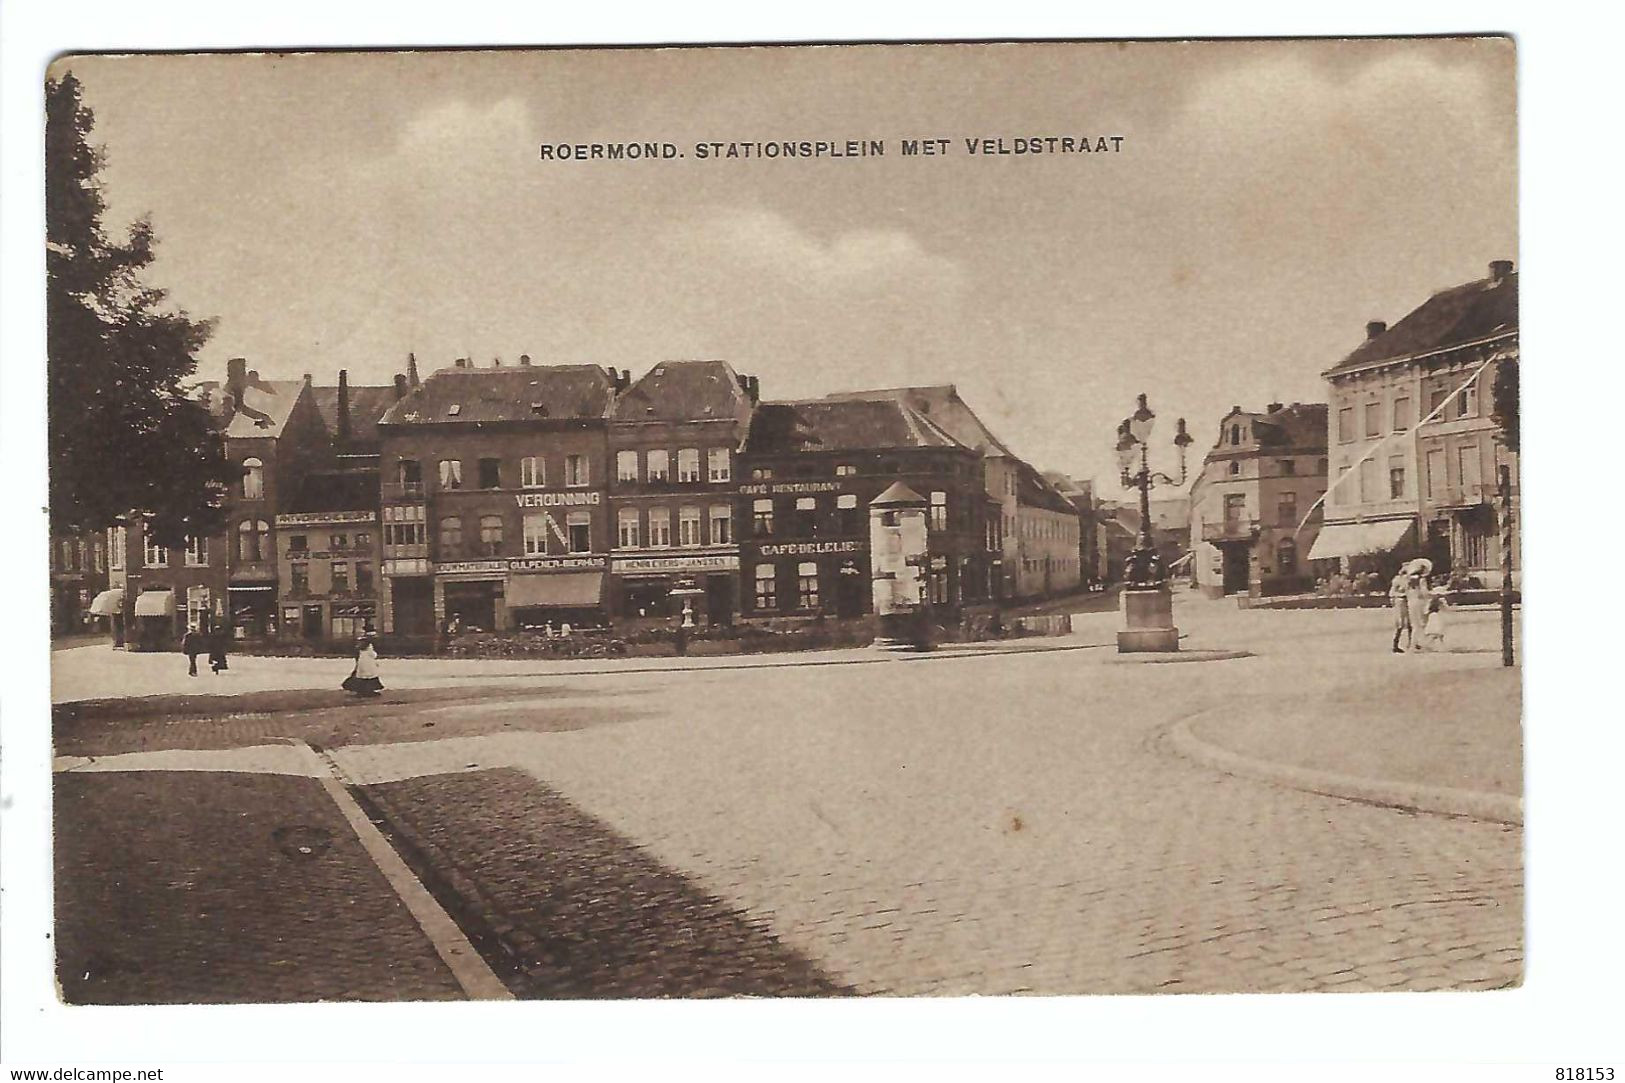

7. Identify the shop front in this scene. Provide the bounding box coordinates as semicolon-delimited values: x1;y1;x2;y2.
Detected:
609;550;740;626
131;588;179;651
228;581;279;639
437;561;508;633
747;540;868;619
506;554;608;630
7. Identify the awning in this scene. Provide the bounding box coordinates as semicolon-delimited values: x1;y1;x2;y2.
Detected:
88;589;124;616
133;590;177;618
1307;519;1415;561
505;572;603;608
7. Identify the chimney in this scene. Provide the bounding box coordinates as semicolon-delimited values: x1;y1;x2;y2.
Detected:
336;369;352;443
226;357;248;398
454;357;468;369
519;354;532;367
393;374;408;399
748;375;760;402
1366;320;1387;339
406;352;421;387
303;372;313;388
1490;259;1514;281
737;373;750;395
1231;405;1241;415
1266;402;1283;414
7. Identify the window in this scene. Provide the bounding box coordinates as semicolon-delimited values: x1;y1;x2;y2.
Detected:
328;533;347;551
355;532;371;549
1359;458;1379;504
143;533;168;567
1426;447;1447;500
617;508;641;548
478;515;504;556
331;561;350;593
566;511;591;553
1456;383;1479;419
1458;442;1483;493
1229;461;1240;476
1337;407;1354;443
647;450;670;482
109;526;126;570
750;466;772;481
523;513;550;555
795;496;818;535
1280;459;1296;476
754;563;777;610
356;562;373;594
752;498;774;536
439;517;463;556
679;506;702;547
616;451;639;483
1223;494;1246;529
1230;424;1242;445
439;459;463;490
520;456;545;488
1389;456;1406;499
290;562;309;595
837;493;861;534
93;539;105;572
1277;538;1298;575
709;505;731;545
707;448;730;483
396;458;423;493
185;535;209;567
835;464;856;477
797;562;820;609
289;534;308;554
1364;401;1382;438
1331;460;1351;505
930;565;950;606
478;458;501;489
1277;491;1298;528
564;454;589;487
1428;386;1450;418
930;491;948;530
383;506;425;550
238;520;270;563
1393;397;1411;432
242;457;265;499
647;508;671;548
677;448;701;483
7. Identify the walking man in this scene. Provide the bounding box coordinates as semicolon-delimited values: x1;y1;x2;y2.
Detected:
181;624;203;677
1389;567;1412;653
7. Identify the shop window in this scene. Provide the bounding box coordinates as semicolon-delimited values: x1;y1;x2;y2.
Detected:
520;456;545;488
679;506;702;547
566;511;592;553
184;535;209;567
356;562;373;594
331;561;350;593
752;498;774;537
523;513;549;555
677;448;701;483
1277;538;1298;575
439;459;463;490
242;457;264;499
479;515;504;556
648;508;671;548
754;563;777;610
290;562;309;595
238;519;270;563
930;491;948;531
439;517;463;556
797;562;820;609
795;496;818;535
709;505;731;545
617;508;641;549
565;454;589;487
707;448;730;483
616;451;639;483
647;450;670;482
143;533;168;567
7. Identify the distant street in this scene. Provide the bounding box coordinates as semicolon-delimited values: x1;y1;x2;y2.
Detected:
52;595;1522;1000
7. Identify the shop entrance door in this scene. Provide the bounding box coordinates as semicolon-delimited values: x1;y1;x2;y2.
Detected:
705;574;734;626
1221;543;1250;595
302;605;323;639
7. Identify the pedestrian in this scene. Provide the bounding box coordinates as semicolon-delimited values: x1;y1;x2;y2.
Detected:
181;624;203;677
1404;559;1433;652
342;634;384;697
1420;583;1450;652
1388;568;1412;653
208;628;230;674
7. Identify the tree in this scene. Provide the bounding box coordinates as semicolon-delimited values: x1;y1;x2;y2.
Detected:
1490;356;1519;453
47;71;236;548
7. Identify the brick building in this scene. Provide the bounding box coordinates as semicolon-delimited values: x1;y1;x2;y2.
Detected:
738;398;994;620
51;531;109;635
375;359;623;636
606;360;759;626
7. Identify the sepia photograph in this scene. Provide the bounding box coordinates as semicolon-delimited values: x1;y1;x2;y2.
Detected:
33;38;1528;1010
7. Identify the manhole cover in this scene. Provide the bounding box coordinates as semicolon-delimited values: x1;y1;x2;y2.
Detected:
272;824;334;859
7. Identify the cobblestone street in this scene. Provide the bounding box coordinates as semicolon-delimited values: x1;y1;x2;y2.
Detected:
51;598;1523;1000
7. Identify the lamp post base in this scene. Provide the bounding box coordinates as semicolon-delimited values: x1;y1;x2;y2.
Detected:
873;610;933;652
1117;586;1179;653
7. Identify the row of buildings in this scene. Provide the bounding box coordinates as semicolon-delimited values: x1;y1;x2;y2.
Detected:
1183;259;1520;597
57;358;1083;645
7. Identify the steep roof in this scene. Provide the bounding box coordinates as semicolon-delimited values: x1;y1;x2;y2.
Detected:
378;364;616;427
213;379;307;439
311;384;399;448
284;470;381;515
745;399;967;455
1330;266;1518;375
821;384;1015;457
1255;403;1328;449
612;360;753;424
1015;458;1079;515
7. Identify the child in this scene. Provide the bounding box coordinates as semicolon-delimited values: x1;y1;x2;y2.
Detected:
1421;587;1449;652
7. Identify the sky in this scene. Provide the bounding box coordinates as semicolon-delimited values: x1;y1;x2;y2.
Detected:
57;40;1516;498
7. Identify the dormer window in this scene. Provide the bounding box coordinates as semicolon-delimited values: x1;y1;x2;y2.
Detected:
1230;425;1241;445
447;404;462;416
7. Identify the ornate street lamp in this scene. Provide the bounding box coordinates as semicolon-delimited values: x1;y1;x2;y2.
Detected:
1115;393;1193;652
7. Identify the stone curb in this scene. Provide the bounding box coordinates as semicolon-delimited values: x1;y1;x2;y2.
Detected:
1166;714;1522;827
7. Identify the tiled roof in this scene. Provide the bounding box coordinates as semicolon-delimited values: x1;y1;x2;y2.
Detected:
612;360;753;423
216;379;307;439
285;470;380;515
1256;403;1328;449
745;399;967;454
821;385;1015;457
311;385;399;448
378;364;616;426
1330;267;1518;374
1015;459;1079;516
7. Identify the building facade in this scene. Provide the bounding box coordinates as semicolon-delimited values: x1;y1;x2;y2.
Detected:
50;531;108;635
738;399;993;621
1313;260;1519;584
606;361;758;626
1189;403;1329;597
375;359;621;636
